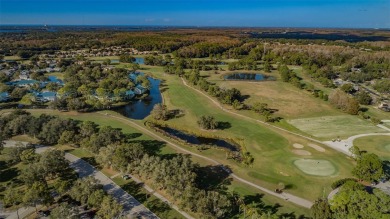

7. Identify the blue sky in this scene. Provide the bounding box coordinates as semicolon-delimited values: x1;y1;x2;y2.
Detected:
0;0;389;28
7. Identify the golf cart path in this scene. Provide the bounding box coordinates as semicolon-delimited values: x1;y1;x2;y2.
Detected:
323;133;390;156
3;142;159;219
98;112;313;209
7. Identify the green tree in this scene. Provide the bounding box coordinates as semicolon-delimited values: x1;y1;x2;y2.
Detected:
263;61;272;72
19;162;45;186
87;190;105;208
352;153;384;182
356;91;372;105
340;83;355;94
22;181;53;213
50;203;79;219
20;148;40;164
39;149;70;179
96;196;123;219
311;198;332;219
151;104;169;120
197;115;219;130
96;144;117;169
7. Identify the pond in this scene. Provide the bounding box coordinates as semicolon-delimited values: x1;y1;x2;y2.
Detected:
160;126;240;152
135;57;144;64
110;57;144;64
224;73;275;81
115;77;162;120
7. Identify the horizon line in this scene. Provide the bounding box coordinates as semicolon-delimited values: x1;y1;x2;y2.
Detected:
0;24;388;30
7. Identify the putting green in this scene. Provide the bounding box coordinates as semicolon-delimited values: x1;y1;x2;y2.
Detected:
293;159;336;176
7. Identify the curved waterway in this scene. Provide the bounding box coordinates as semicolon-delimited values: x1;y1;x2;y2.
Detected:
160;126;240;152
115;77;162;119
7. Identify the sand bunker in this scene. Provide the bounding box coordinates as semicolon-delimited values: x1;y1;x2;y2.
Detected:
294;159;336;176
293;143;304;149
308;143;326;152
279;171;290;176
292;149;312;156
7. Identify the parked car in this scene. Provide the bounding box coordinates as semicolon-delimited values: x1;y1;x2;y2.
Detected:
122;174;131;180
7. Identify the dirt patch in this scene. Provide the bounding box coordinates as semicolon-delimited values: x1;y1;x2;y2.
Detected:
292;149;312;156
293;143;304;149
308;143;326;152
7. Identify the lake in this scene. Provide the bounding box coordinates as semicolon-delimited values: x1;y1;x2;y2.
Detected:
115;77;162;120
224;73;275;81
111;57;144;64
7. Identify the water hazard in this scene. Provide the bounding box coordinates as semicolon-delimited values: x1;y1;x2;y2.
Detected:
224;73;275;81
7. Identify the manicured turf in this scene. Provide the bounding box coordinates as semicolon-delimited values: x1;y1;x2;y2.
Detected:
140;66;354;201
288;115;385;139
353;135;390;160
293;159;337;176
228;180;309;217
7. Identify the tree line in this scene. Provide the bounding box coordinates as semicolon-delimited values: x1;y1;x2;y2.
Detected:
0;110;291;218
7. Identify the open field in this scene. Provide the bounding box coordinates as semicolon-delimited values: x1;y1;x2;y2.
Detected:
353;135;390;160
288;115;386;140
140;65;354;201
207;71;341;120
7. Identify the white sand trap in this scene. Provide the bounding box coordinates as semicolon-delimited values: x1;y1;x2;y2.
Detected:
292;149;312;156
308;143;325;152
293;143;304;149
294;159;336;176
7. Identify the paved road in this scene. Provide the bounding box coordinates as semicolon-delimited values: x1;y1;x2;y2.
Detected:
65;153;158;219
97;112;314;209
121;173;195;219
3;143;158;219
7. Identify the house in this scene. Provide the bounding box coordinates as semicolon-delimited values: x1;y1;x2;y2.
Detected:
134;85;148;95
35;91;57;102
19;70;30;80
124;90;135;100
0;92;10;102
128;73;139;83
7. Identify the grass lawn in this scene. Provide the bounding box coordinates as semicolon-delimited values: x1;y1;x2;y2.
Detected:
86;56;120;61
4;55;22;61
207;71;341;120
112;177;185;219
140;66;354;201
288;115;386;140
353;135;390;161
228;180;309;217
